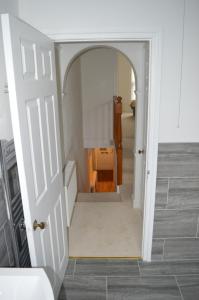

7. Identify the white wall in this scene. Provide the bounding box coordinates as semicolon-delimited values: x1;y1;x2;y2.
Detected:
175;0;199;140
0;0;19;140
18;0;199;142
61;56;88;192
80;48;117;148
117;53;132;113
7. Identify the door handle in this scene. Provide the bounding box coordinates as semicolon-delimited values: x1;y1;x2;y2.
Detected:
138;149;144;154
33;219;46;231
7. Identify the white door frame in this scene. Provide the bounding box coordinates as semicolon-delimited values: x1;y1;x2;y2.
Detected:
50;31;162;262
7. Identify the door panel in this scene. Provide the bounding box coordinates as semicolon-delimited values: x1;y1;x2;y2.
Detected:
21;39;37;80
45;95;59;179
40;48;53;80
133;44;149;210
26;98;47;201
1;14;68;298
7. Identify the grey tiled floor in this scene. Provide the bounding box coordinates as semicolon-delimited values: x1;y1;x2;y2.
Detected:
58;259;199;299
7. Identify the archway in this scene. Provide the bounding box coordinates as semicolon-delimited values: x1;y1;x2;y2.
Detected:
58;44;147;258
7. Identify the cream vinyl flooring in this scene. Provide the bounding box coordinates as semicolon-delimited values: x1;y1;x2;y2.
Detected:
69;112;142;257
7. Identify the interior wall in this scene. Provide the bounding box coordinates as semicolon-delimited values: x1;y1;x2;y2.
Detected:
0;0;19;141
18;0;199;142
176;0;199;140
117;53;132;113
61;57;88;192
80;48;117;147
94;148;114;171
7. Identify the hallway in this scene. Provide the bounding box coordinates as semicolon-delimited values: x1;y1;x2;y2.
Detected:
68;109;141;258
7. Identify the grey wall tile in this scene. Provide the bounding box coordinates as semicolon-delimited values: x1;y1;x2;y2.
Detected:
153;143;199;261
157;143;199;178
168;178;199;209
153;210;199;238
0;180;8;220
0;227;10;267
176;275;199;300
151;239;164;261
59;276;106;300
107;276;181;300
75;259;139;276
158;143;199;155
139;260;199;276
155;178;168;208
164;238;199;260
157;156;199;178
0;179;15;267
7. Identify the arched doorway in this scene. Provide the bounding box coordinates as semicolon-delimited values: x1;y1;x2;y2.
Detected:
55;39;155;258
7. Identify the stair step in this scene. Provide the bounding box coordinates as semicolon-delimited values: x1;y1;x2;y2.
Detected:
77;192;121;202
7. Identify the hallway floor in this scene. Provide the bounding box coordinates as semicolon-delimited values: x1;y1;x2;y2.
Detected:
59;258;199;299
69;194;142;257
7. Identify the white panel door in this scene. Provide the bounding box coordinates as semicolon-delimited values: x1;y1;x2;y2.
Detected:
133;44;149;210
1;14;68;298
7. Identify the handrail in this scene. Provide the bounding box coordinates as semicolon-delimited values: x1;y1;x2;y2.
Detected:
113;96;122;185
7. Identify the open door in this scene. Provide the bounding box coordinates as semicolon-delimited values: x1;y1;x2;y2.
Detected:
1;14;68;298
133;44;149;211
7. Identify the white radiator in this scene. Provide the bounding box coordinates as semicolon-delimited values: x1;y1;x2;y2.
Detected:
64;161;77;227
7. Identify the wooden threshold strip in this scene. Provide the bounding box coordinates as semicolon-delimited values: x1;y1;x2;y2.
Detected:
69;256;141;260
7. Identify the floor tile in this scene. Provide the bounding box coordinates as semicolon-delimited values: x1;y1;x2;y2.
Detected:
107;276;181;300
176;275;199;300
59;276;106;300
151;239;164;261
65;259;75;276
164;238;199;260
75;259;139;276
139;260;199;276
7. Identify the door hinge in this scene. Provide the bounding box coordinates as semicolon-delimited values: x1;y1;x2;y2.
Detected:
4;83;9;94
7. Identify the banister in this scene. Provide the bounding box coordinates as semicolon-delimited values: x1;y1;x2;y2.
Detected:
113;96;123;186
